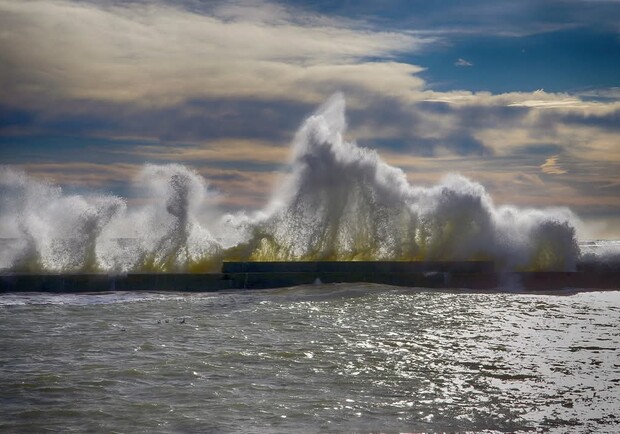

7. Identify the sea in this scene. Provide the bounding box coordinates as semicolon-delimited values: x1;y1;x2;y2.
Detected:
1;284;619;433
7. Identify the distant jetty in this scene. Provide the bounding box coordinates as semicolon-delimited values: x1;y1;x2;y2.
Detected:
1;261;619;293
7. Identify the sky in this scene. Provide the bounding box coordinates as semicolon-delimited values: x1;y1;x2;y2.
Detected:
1;0;619;239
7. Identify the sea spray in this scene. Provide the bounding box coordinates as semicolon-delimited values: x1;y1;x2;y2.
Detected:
244;94;580;270
0;164;221;272
0;168;125;272
0;94;582;272
96;164;222;272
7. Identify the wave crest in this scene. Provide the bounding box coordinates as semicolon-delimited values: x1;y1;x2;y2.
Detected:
0;94;582;272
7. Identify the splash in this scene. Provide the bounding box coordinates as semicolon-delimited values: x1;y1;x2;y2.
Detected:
0;164;220;272
96;164;221;272
0;94;583;273
240;94;580;270
0;169;124;272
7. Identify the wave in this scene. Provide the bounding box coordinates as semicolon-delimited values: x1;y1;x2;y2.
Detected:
0;94;589;273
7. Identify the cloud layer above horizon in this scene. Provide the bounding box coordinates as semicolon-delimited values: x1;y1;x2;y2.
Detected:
1;0;619;238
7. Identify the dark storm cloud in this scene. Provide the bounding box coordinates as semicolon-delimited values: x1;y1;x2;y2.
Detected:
560;110;620;132
0;106;35;129
1;98;312;144
511;144;566;156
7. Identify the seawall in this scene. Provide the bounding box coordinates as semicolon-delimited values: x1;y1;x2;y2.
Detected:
1;261;619;293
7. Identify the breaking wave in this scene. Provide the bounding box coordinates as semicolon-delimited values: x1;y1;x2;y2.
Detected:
1;94;585;273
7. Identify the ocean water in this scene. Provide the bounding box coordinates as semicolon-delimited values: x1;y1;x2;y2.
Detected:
1;285;619;432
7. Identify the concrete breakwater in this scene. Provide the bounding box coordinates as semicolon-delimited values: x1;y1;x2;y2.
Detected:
1;261;619;293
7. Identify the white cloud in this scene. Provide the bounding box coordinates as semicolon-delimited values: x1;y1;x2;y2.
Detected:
540;155;567;175
421;89;618;110
455;58;473;66
0;0;429;106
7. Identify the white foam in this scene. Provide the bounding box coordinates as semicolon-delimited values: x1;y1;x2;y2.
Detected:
0;94;584;272
245;93;580;270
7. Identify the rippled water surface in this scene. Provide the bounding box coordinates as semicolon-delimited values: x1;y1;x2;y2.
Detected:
1;285;619;432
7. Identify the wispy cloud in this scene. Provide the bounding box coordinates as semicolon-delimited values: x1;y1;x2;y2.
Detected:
455;58;473;67
540;155;567;175
0;0;428;107
17;163;141;188
113;139;290;165
421;89;620;110
199;167;280;208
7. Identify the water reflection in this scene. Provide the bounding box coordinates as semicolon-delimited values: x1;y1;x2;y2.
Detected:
1;287;619;432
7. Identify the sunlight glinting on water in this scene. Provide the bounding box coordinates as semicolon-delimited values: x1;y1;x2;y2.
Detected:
2;287;617;432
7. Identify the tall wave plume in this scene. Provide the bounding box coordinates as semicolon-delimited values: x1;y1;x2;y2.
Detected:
238;94;580;271
1;94;582;273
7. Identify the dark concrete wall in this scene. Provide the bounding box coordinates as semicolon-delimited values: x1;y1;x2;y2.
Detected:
0;273;233;293
222;261;495;274
1;263;619;293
